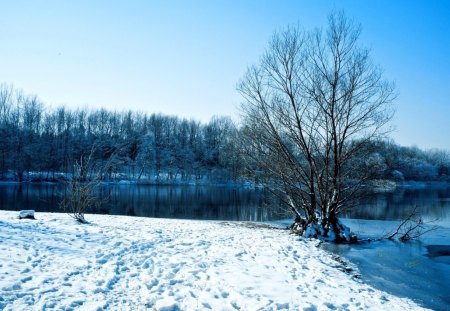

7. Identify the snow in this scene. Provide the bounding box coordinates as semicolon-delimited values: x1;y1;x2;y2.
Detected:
0;211;427;310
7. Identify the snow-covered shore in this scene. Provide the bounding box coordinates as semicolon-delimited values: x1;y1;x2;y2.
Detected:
0;211;426;310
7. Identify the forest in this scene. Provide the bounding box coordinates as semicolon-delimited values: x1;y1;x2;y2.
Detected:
0;83;449;184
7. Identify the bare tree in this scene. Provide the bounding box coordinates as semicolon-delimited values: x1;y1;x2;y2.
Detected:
238;11;396;242
59;145;116;223
384;206;437;241
60;153;97;223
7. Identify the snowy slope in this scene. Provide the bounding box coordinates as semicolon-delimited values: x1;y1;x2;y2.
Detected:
0;211;426;310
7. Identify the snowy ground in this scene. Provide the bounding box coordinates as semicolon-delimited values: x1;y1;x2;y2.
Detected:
0;211;427;310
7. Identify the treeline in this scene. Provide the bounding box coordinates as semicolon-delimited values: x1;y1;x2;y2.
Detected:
0;84;240;183
0;84;449;183
364;140;450;182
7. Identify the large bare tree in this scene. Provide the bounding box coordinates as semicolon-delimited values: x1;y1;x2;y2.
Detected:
238;12;396;242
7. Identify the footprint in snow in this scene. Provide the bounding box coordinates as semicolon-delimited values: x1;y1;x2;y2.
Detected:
21;267;31;274
141;259;153;269
20;276;32;283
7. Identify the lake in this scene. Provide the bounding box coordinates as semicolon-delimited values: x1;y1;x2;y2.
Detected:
1;183;450;224
1;183;449;310
0;184;275;221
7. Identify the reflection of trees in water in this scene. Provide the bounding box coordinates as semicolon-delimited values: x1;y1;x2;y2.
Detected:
2;184;449;223
0;184;63;212
98;185;275;221
349;187;450;221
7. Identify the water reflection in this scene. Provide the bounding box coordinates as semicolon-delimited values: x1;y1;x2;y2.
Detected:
1;184;449;224
349;187;450;225
0;184;278;222
100;185;274;221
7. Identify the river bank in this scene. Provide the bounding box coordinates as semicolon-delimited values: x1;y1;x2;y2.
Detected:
0;210;425;310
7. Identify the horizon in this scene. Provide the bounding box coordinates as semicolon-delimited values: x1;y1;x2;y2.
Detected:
2;1;449;150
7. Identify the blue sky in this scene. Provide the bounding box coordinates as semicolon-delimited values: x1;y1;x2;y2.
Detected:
1;1;449;149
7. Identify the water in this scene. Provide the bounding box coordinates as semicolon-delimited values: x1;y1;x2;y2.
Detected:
0;183;279;221
1;183;449;224
1;183;449;310
322;222;450;310
322;185;450;311
346;186;450;226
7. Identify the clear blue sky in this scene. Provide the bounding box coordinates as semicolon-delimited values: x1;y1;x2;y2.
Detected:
1;1;449;149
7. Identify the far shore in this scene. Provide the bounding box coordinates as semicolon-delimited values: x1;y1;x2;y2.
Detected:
1;178;449;191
